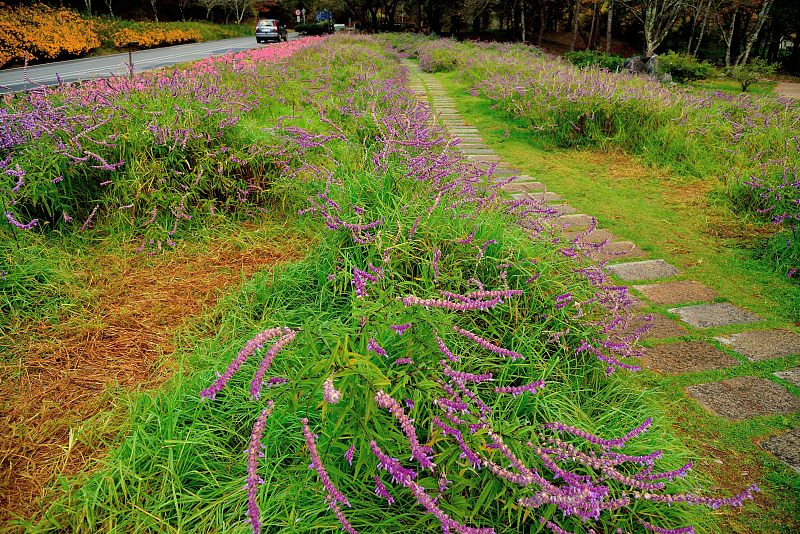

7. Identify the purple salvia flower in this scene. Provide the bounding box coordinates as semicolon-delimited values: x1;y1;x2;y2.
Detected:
322;376;342;404
250;331;297;400
301;418;350;507
544;418;652;449
80;205;99;231
367;338;388;357
453;326;524;360
555;292;573;309
437;336;459;362
389;323;412;335
540;519;573;534
432;247;441;281
408;216;421;239
344;445;355;466
458;226;477;244
246;401;274;534
405;399;415;411
440;360;492;383
329;500;359;534
266;377;288;388
432;417;482;468
374;390;435;471
373;475;394;504
199;327;290;400
633;484;759;509
370;440;418;484
394;357;414;365
5;211;38;230
51;175;64;184
401;295;503;311
494;380;545;396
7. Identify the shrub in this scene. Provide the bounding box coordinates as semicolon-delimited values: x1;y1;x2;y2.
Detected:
657;51;716;83
564;50;625;72
725;58;777;92
0;3;100;68
418;39;462;72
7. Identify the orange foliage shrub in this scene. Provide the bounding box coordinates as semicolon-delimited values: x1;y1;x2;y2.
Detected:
0;3;100;68
111;27;203;48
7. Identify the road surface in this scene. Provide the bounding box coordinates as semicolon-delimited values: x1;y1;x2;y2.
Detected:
0;34;299;94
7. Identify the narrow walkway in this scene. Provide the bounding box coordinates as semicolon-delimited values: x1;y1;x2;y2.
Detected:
404;60;800;473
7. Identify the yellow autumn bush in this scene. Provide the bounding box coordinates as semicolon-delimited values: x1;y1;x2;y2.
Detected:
111;27;203;48
0;3;100;68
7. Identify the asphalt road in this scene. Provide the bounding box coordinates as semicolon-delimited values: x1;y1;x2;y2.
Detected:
0;33;299;94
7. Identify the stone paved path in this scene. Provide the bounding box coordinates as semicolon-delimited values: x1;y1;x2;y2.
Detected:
404;60;800;473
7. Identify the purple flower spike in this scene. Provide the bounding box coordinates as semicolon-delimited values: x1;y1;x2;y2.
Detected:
374;475;395;504
323;376;342;404
246;401;274;534
494;380;545;396
5;211;38;230
453;326;525;360
394;357;414;365
302;418;350;507
250;331;298;400
390;323;412;335
375;390;435;471
344;445;355;466
200;327;291;401
367;338;388;357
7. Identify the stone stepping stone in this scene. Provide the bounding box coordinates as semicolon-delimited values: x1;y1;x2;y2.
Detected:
761;428;800;473
621;313;689;339
554;213;595;231
606;259;680;282
774;368;800;388
685;377;800;419
715;329;800;361
502;182;546;193
465;154;502;162
461;148;497;155
668;303;761;329
511;191;562;203
547;204;578;216
633;280;718;305
563;228;619;243
590;242;647;262
642;341;739;374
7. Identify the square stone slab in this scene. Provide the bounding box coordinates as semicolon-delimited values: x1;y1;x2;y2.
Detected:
761;428;800;473
590;242;648;262
685;377;800;419
668;303;761;328
621;313;689;339
633;281;718;305
715;329;800;361
502;182;546;193
774;368;800;388
642;341;739;374
606;259;680;282
554;213;595;231
563;228;619;244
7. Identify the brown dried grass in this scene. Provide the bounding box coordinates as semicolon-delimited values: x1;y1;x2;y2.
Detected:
0;230;308;524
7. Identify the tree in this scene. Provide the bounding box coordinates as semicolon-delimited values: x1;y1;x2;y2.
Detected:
196;0;224;20
605;0;614;53
735;0;774;65
625;0;685;57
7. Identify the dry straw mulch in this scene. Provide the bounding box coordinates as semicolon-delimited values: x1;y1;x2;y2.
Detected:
0;231;308;524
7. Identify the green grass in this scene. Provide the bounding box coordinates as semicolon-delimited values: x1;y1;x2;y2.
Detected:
691;78;778;95
430;68;800;533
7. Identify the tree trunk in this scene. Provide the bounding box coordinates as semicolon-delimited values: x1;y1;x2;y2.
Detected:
605;0;613;54
537;0;545;46
569;0;580;52
104;0;113;17
521;0;526;42
691;0;712;56
723;9;737;67
416;0;422;31
150;0;159;22
735;0;774;65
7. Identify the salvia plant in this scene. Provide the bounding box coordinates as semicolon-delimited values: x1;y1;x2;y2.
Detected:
177;36;757;534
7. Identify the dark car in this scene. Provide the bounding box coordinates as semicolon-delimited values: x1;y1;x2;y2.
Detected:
255;19;287;43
